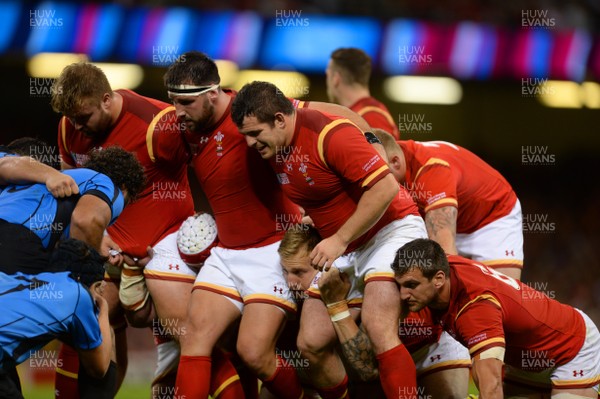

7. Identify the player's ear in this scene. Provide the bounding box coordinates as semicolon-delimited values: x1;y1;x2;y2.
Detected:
433;270;446;288
274;112;286;128
101;92;112;109
390;154;401;169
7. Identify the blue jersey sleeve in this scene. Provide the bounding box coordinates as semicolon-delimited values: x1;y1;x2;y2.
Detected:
69;285;103;350
64;169;125;225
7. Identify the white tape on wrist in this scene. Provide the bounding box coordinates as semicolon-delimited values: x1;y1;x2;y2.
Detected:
330;310;351;322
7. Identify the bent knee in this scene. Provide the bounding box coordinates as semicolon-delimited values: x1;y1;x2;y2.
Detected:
236;342;273;377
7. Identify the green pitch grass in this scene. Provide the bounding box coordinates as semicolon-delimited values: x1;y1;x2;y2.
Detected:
22;383;150;398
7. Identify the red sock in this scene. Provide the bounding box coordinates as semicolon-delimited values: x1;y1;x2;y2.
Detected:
316;374;350;399
55;344;79;399
176;355;211;399
376;344;417;399
262;356;304;399
210;349;244;399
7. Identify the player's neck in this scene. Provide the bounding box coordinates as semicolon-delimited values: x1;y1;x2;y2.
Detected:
433;279;451;309
109;91;123;126
397;149;407;183
338;85;370;108
283;111;297;146
210;90;230;129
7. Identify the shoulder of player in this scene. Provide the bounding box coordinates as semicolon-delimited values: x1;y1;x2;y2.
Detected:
117;89;174;124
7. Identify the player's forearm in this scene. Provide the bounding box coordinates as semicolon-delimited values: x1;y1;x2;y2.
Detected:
0;156;56;185
425;206;458;255
96;304;113;376
335;174;398;245
472;357;504;399
306;101;371;132
70;217;105;252
335;321;379;381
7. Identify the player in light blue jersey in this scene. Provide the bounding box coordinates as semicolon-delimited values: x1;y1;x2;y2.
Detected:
0;146;145;274
0;239;112;399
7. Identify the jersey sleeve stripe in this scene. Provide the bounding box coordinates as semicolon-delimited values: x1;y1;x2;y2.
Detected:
317;118;357;168
414;158;451;182
469;337;505;355
455;294;501;321
146;106;176;163
361;164;390;188
61;117;69;154
357;106;396;127
424;198;458;213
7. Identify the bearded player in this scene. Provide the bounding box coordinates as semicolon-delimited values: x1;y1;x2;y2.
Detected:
51;62;193;397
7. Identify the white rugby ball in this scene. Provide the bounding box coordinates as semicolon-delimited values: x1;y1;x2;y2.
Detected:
176;212;218;267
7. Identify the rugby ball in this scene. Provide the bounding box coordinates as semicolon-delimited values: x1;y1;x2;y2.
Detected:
177;212;218;267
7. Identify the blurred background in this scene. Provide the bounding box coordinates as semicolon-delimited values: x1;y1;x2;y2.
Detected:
1;0;599;397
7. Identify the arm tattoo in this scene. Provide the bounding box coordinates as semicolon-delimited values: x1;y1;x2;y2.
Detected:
425;206;458;240
340;324;379;382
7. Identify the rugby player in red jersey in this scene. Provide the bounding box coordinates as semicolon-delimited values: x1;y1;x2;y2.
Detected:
52;62;195;397
394;238;600;399
232;81;429;399
326;48;400;139
374;130;523;280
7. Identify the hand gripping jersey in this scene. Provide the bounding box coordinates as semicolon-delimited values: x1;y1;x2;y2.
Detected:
57;89;193;258
400;140;517;234
0;168;124;248
270;108;419;253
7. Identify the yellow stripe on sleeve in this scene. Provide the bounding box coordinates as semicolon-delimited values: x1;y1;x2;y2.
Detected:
414;158;450;182
146;106;175;163
316;119;356;168
361;164;390;188
357;106;396;127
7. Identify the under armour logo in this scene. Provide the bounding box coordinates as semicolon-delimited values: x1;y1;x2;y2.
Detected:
199;137;209;144
168;264;180;270
573;370;584;377
505;250;515;256
273;286;283;294
430;355;441;362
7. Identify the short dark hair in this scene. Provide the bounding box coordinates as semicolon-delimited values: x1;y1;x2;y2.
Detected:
82;146;146;201
163;51;220;88
392;238;449;280
330;48;372;87
7;137;59;169
50;239;106;287
231;81;294;128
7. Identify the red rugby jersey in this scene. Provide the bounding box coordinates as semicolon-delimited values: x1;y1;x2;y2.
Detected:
184;90;301;249
400;140;517;234
401;307;443;354
350;96;400;139
435;256;585;371
270;108;419;253
57;89;193;258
